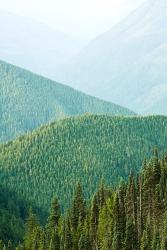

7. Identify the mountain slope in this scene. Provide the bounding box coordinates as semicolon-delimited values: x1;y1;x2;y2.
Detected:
0;185;46;245
0;114;167;210
56;0;167;115
0;60;135;142
0;11;83;79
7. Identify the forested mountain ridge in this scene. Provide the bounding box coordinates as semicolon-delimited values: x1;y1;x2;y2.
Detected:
0;114;167;212
1;150;167;249
56;0;167;115
0;60;135;143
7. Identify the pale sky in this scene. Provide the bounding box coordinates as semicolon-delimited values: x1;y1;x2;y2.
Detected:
0;0;146;40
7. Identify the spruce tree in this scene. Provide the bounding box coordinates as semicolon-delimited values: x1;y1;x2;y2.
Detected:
47;198;61;250
24;209;39;250
71;183;86;232
90;194;99;249
49;231;60;250
161;212;167;250
64;218;73;250
39;228;46;250
112;185;126;250
140;221;151;250
78;230;90;250
70;183;86;249
153;148;161;185
125;173;137;224
112;193;121;250
97;198;114;250
125;217;138;250
152;227;160;250
48;198;61;229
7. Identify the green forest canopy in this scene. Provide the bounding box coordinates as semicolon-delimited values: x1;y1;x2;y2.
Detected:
1;149;167;249
0;114;167;211
0;60;135;143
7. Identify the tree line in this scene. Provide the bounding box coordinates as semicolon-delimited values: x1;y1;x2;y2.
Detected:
1;149;167;249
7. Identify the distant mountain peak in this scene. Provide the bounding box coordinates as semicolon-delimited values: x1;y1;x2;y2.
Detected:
55;0;167;115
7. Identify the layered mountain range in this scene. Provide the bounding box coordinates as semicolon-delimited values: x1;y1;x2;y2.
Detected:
56;0;167;115
0;60;134;142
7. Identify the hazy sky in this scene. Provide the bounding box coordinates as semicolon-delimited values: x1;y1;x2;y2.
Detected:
0;0;146;40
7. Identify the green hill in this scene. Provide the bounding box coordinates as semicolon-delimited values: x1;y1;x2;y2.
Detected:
0;115;167;210
0;60;135;142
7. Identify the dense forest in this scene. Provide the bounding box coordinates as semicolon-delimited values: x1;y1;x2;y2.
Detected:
1;150;167;249
1;2;166;249
0;186;46;246
0;115;167;211
0;60;135;143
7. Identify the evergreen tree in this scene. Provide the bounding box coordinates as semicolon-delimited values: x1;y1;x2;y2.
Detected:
152;227;160;250
97;198;114;250
78;230;90;250
24;209;39;250
3;152;167;250
48;198;61;230
47;198;61;250
49;232;60;250
112;185;126;250
161;212;167;250
112;193;122;250
153;148;161;185
39;228;46;250
70;183;86;249
125;217;138;250
71;183;86;231
64;218;73;250
125;173;137;224
98;180;105;209
90;194;99;249
140;221;151;250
